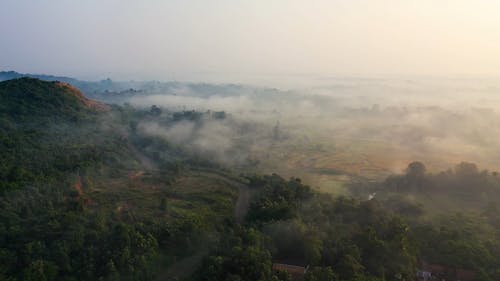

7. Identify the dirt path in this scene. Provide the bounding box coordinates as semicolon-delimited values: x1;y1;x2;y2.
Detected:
189;170;250;223
74;176;84;197
155;170;250;280
127;140;157;170
235;184;250;224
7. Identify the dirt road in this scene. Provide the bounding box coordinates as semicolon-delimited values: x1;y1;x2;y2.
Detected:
155;171;250;280
188;170;250;223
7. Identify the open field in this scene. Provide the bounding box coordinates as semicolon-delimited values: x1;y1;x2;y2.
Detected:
80;168;241;225
250;129;500;195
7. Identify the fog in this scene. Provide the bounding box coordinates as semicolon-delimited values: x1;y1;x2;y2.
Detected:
92;77;497;192
137;119;247;166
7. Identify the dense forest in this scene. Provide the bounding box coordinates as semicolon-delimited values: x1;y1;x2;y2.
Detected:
0;78;499;281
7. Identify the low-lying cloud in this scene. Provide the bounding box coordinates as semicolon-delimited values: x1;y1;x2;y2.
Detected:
110;77;500;182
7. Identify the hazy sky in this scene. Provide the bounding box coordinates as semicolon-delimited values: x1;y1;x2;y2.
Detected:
2;0;500;82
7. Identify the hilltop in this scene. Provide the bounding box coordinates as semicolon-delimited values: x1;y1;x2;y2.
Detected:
0;78;250;280
0;78;108;122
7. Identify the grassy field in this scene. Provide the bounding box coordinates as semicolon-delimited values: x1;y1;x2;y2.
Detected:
79;168;240;226
248;127;500;196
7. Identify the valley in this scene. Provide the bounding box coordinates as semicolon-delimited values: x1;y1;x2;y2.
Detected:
0;76;499;281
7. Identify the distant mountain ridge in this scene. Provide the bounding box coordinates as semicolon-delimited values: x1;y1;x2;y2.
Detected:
0;70;120;98
0;70;276;104
0;70;81;85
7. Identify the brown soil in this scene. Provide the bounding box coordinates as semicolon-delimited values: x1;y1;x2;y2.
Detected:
54;82;110;111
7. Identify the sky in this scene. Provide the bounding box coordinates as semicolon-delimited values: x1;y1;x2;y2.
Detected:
1;0;500;83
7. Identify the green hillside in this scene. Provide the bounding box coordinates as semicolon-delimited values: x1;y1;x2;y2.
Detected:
0;78;498;281
0;78;126;191
0;78;107;122
0;79;241;281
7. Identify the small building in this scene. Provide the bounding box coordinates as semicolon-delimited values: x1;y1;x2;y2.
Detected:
272;263;308;281
419;261;476;281
416;270;432;281
455;269;476;281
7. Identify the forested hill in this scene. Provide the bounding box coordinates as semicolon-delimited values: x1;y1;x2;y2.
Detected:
0;78;126;192
0;78;107;122
0;77;244;280
0;78;499;281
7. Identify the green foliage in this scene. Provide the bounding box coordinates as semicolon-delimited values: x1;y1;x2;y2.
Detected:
0;79;133;193
246;174;313;223
358;161;500;280
0;78;238;280
0;78;97;123
0;185;159;280
304;267;337;281
382;161;500;205
1;78;499;281
411;213;499;272
252;181;416;280
195;227;274;281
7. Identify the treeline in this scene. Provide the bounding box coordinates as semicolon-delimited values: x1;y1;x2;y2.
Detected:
196;169;500;281
383;161;500;197
196;174;416;281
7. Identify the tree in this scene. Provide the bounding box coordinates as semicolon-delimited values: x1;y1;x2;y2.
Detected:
406;161;425;177
23;260;58;281
104;260;119;281
405;161;426;189
274;270;292;281
150;105;162;116
304;267;337;281
455;162;479;178
160;197;167;212
336;254;365;280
